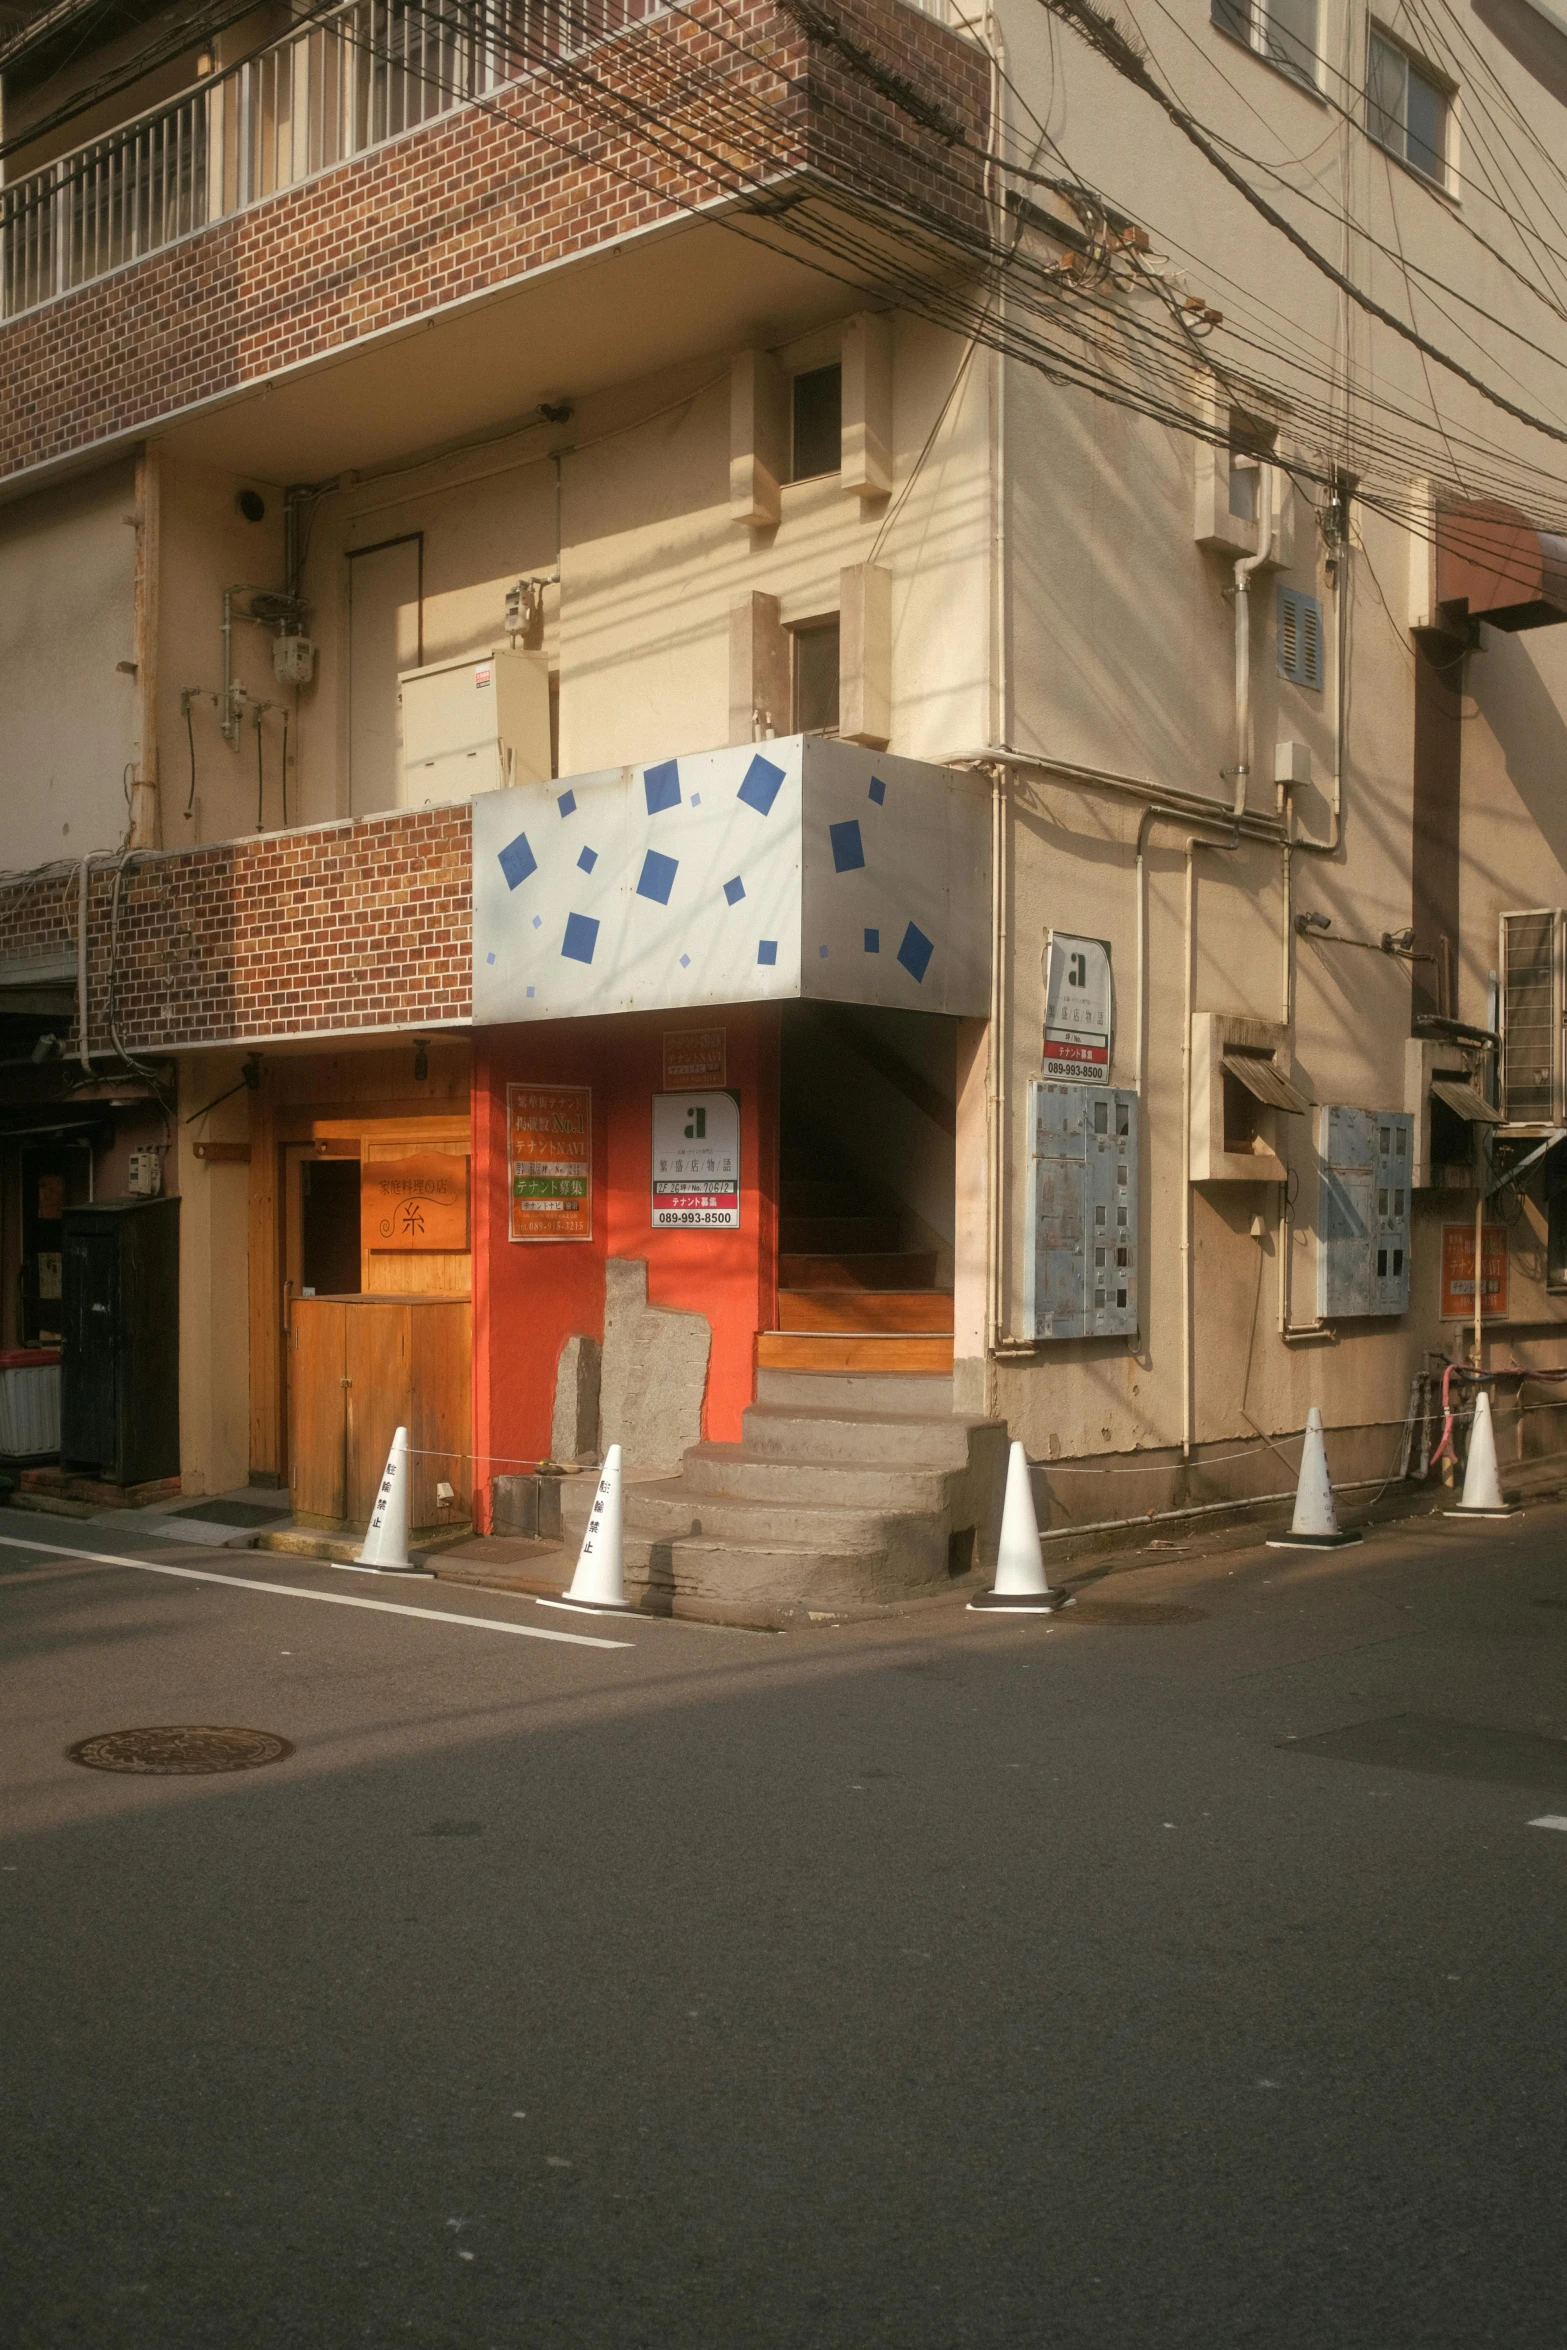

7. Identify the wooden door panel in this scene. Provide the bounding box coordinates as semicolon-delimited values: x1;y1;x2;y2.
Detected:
289;1300;347;1521
345;1302;409;1525
407;1300;472;1528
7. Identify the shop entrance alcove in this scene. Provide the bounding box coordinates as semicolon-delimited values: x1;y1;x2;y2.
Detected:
769;1000;959;1373
248;1044;473;1530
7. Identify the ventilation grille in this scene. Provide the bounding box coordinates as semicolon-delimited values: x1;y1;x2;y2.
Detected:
1277;587;1324;688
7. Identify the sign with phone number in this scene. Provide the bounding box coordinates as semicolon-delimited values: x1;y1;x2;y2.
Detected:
651;1091;740;1230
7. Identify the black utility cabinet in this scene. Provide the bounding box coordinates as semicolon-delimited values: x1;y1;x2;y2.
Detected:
61;1198;180;1484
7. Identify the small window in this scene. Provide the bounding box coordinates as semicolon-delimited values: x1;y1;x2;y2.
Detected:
792;618;840;734
1212;0;1319;86
1278;587;1324;689
1369;31;1452;186
791;365;842;482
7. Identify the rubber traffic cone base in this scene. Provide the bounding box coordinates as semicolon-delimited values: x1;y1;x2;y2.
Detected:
1443;1503;1520;1519
967;1589;1074;1613
1265;1528;1363;1550
536;1593;637;1615
335;1560;436;1578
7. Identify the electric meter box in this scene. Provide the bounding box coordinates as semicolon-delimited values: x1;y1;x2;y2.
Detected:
399;647;550;807
1022;1081;1139;1341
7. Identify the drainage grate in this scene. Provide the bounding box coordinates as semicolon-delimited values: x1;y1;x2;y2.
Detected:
66;1726;294;1775
1063;1599;1207;1626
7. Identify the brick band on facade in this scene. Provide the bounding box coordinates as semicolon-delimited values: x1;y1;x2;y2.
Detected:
0;0;988;485
0;807;472;1054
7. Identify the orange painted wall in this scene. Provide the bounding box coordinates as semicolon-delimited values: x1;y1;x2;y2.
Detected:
473;1006;780;1523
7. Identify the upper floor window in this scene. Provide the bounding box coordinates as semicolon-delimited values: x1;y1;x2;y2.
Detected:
1211;0;1320;88
1368;28;1454;185
791;365;842;482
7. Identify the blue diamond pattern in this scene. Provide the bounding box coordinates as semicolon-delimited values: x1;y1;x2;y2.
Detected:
562;912;600;964
864;928;880;953
497;832;536;890
643;760;681;815
757;939;778;966
723;876;745;906
897;922;934;984
577;846;597;873
868;776;886;805
637;849;678;905
830;819;865;873
737;754;784;817
557;789;577;817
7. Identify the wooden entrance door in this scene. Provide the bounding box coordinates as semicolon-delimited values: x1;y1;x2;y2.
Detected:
288;1295;471;1529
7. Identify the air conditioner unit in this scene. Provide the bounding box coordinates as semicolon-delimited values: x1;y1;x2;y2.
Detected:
1499;907;1566;1126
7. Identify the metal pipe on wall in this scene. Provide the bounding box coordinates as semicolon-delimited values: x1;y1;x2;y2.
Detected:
1231;462;1275;818
1181;829;1239;1460
76;857;94;1075
129;441;161;848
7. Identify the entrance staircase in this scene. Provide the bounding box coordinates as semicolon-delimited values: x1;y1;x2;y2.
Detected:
764;1173;956;1374
560;1370;1007;1624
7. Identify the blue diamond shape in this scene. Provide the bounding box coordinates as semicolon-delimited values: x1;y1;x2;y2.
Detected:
864;928;880;953
680;954;691;968
577;846;597;873
497;832;537;890
897;922;934;984
562;912;600;965
644;760;681;815
723;876;745;906
737;754;784;817
486;951;496;965
557;789;577;817
526;985;535;998
819;944;829;958
532;915;542;929
830;819;865;873
691;793;702;807
868;776;886;805
636;849;678;906
757;939;778;966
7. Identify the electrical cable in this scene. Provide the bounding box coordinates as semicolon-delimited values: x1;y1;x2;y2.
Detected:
184;697;198;818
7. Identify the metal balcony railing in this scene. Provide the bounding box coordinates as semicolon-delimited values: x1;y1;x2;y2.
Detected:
1;0;660;320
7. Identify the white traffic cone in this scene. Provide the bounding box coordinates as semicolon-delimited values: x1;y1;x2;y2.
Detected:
1266;1406;1362;1550
538;1445;634;1615
1445;1387;1518;1518
968;1440;1071;1614
344;1425;433;1576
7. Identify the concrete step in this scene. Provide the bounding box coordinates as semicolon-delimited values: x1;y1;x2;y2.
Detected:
758;1332;954;1373
778;1288;954;1333
614;1531;948;1616
607;1478;930;1554
738;1401;980;1466
682;1443;956;1511
779;1251;938;1290
754;1368;958;1414
778;1215;900;1254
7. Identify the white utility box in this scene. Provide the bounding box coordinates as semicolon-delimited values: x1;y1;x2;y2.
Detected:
399;647;550;807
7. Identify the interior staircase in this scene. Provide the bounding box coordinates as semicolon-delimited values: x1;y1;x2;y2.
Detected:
763;1171;956;1374
560;1370;1007;1625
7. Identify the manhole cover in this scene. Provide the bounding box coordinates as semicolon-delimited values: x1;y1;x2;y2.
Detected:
1063;1600;1207;1626
66;1726;294;1775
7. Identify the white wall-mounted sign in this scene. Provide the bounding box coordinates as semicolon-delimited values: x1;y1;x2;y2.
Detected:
1043;932;1114;1081
651;1091;740;1230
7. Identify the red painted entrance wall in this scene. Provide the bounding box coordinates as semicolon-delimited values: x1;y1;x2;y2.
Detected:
473;1007;780;1523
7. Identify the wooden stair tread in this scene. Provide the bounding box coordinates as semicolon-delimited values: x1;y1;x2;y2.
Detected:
780;1252;938;1290
758;1332;956;1373
778;1289;954;1333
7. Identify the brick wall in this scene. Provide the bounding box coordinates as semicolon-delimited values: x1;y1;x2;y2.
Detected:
0;807;472;1053
0;0;988;484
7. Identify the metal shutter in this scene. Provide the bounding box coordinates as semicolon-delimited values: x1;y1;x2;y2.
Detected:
1277;586;1324;689
1023;1082;1139;1340
1316;1107;1412;1317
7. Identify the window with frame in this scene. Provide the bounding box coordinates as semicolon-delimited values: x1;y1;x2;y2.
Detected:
1211;0;1320;86
1368;29;1453;185
792;618;840;734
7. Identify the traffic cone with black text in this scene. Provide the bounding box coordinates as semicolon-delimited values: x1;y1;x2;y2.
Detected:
1445;1387;1518;1518
539;1445;634;1614
1266;1406;1362;1550
345;1426;433;1575
968;1441;1072;1613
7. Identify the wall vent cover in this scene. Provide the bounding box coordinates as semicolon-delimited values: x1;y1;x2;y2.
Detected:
1277;587;1324;689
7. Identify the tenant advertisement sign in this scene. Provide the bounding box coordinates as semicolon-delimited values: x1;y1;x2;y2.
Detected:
1043;933;1114;1081
651;1091;740;1229
1440;1222;1509;1320
508;1083;592;1241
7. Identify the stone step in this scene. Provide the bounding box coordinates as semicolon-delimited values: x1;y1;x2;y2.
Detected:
613;1531;952;1615
778;1288;954;1333
604;1478;938;1557
778;1215;900;1254
738;1401;980;1466
757;1332;954;1373
682;1443;956;1511
779;1251;938;1290
754;1368;958;1414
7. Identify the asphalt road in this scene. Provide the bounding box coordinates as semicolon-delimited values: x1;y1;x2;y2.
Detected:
2;1498;1565;2349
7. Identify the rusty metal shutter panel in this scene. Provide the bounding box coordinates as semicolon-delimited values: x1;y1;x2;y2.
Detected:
1500;909;1561;1122
1221;1051;1311;1113
1317;1107;1412;1317
1430;1077;1500;1125
1023;1083;1140;1340
1086;1088;1139;1337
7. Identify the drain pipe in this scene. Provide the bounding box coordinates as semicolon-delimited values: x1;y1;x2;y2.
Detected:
1181;828;1239;1461
76;856;94;1075
1230;464;1275;818
985;760;1009;1402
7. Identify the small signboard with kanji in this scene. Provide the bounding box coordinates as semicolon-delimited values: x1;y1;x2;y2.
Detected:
508;1084;592;1242
1440;1222;1508;1320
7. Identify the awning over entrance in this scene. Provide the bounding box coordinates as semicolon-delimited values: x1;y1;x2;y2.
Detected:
472;736;992;1023
1435;499;1567;631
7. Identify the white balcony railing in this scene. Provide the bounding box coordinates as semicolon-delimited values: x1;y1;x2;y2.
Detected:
1;0;659;321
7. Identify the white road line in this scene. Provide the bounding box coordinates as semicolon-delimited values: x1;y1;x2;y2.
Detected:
0;1532;631;1649
1527;1814;1567;1832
